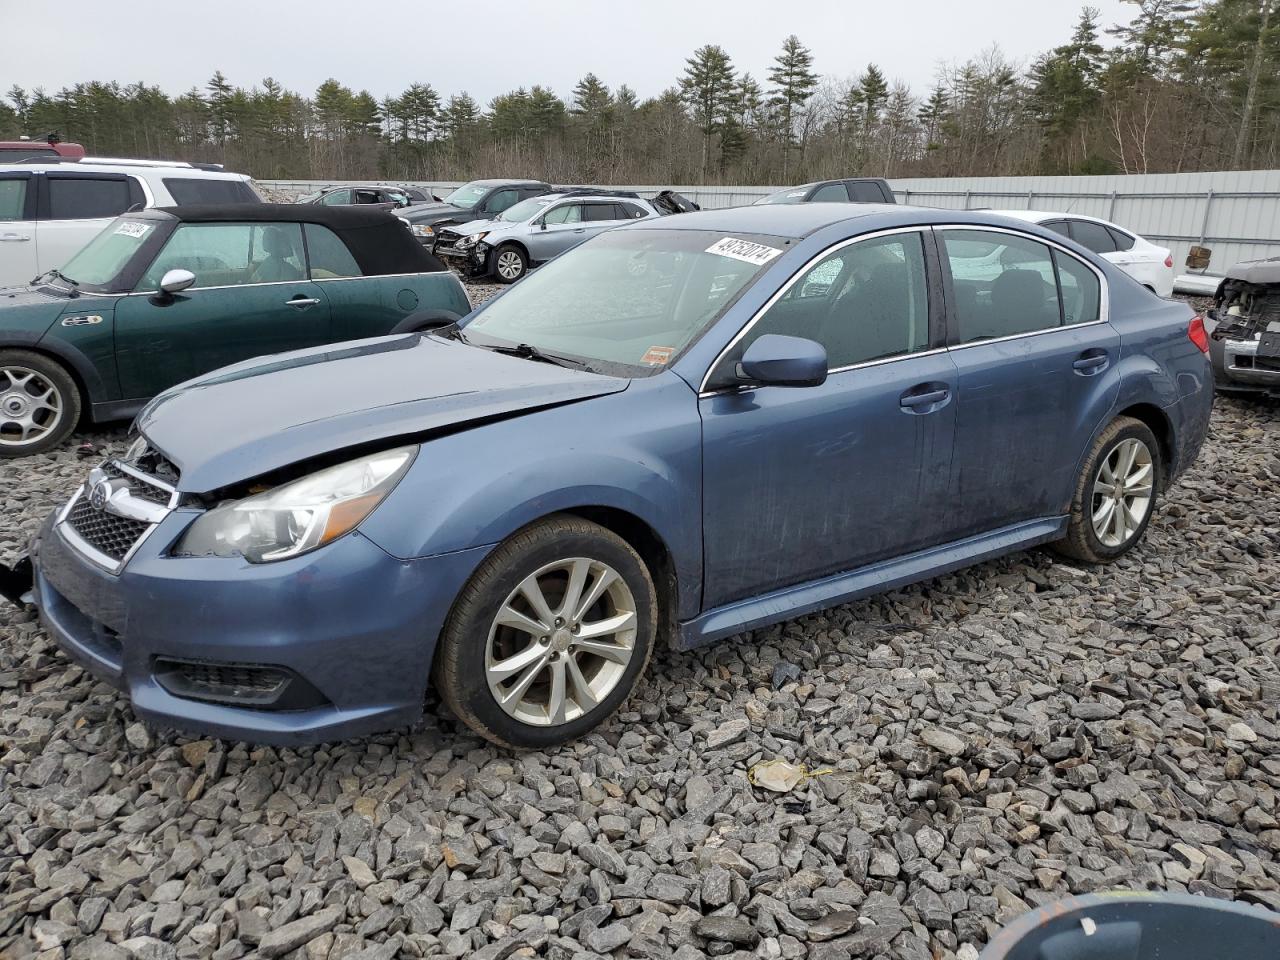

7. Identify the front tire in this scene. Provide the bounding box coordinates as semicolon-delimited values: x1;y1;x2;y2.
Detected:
0;350;81;458
491;244;528;284
435;515;657;748
1054;416;1161;563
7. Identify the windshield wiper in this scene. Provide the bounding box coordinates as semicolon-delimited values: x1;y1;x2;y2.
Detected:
34;269;80;296
486;342;587;369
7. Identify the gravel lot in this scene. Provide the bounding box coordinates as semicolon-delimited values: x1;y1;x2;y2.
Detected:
2;289;1279;960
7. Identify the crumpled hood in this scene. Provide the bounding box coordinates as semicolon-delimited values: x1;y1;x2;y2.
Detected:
136;334;628;493
450;218;502;238
399;201;468;223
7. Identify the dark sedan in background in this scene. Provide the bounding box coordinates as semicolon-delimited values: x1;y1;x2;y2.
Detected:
396;178;551;245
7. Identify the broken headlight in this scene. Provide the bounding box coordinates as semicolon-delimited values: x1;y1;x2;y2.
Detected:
174;447;415;562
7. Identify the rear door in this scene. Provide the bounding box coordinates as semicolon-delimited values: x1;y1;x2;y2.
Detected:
578;202;632;244
0;171;37;286
939;227;1118;539
36;172;142;275
303;222;411;342
114;221;331;399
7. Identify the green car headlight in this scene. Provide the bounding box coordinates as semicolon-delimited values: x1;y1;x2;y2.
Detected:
174;447;415;562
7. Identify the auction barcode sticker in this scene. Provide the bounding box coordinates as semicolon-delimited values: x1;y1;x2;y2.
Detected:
705;237;782;266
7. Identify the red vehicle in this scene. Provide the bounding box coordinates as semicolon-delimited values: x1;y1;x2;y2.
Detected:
0;137;85;163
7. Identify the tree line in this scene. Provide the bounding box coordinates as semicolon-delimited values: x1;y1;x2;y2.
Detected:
1;0;1277;185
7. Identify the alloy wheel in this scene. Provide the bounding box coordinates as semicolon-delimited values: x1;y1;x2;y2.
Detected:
1091;437;1154;547
496;251;524;281
0;365;64;448
485;557;637;726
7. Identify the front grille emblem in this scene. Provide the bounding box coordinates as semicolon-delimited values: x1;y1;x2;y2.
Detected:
89;478;111;510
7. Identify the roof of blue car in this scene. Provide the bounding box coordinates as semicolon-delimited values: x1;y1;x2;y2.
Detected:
631;202;904;238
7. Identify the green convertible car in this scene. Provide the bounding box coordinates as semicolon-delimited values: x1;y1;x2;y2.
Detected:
0;204;469;456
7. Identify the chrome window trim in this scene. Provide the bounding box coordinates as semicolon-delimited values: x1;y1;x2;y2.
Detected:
119;270;437;294
697;225;933;394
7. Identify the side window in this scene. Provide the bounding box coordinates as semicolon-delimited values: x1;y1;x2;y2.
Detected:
305;224;361;279
1053;251;1101;326
320;189;351;206
0;178;27;221
163;178;258;205
583;203;625;222
519;186;546;200
621;202;649;219
47;177;133;220
543;203;582;225
811;183;848;202
138;222;304;290
942;230;1061;342
353;190;381;204
1106;227;1136;252
742;232;931;370
1042;220;1072;239
848;181;889;202
1068;220;1117;254
486;189;518;214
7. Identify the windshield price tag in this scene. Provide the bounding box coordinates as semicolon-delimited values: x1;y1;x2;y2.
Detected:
706;237;782;266
641;345;674;365
114;222;152;239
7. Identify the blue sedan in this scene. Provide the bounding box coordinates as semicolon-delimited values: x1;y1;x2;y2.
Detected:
20;203;1213;747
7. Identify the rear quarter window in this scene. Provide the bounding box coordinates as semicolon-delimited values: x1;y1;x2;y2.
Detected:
848;181;890;202
47;177;135;220
163;178;259;205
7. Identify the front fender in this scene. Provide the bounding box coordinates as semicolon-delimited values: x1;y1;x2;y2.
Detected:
359;374;704;619
13;327;114;404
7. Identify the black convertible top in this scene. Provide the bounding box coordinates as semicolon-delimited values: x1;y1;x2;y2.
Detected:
149;203;446;275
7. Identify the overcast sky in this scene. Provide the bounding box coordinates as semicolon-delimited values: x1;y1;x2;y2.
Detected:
3;0;1138;105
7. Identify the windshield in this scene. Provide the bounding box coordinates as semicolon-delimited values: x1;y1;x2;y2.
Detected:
57;218;159;291
460;228;785;373
444;181;491;210
298;190;324;203
756;187;812;205
498;197;553;223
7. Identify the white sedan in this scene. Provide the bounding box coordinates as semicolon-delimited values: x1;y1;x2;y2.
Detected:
992;210;1174;298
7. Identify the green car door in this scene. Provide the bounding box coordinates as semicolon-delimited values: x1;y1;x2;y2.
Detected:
114;221;332;400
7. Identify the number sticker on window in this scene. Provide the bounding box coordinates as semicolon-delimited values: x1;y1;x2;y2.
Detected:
705;237;782;266
114;222;152;239
641;345;674;365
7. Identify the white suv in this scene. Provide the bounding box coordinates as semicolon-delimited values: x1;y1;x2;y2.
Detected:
0;159;261;287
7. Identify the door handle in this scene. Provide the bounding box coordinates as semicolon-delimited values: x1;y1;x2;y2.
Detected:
286;297;321;308
0;234;31;242
899;386;950;412
1072;351;1109;374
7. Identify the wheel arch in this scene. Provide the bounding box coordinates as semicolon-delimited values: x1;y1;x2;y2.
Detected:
389;308;462;335
559;505;680;649
1;340;98;424
1114;401;1175;482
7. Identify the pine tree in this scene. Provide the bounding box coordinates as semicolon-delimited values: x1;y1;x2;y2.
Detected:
858;64;889;128
679;44;738;177
767;35;819;176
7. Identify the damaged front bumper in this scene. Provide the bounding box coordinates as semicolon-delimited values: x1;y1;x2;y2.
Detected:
1206;277;1280;395
433;241;490;277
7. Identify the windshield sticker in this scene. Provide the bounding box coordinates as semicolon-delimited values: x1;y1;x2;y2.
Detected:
114;222;152;239
641;345;674;366
705;237;782;266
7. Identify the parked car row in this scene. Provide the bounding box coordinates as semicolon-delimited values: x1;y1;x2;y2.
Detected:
1;182;1214;749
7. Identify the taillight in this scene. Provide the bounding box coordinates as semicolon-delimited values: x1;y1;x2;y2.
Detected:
1188;316;1209;353
1164;254;1174;269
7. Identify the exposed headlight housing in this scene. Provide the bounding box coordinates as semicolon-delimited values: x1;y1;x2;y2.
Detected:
457;231;487;249
173;447;415;562
123;435;149;461
410;223;434;238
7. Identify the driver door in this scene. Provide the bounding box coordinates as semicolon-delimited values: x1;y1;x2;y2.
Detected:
699;230;957;609
114;221;331;400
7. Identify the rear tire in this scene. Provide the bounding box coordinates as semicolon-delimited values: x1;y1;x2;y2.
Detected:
0;350;81;458
1053;416;1161;563
492;244;528;284
434;515;656;748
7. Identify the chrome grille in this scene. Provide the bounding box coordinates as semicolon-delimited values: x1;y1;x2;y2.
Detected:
65;496;151;563
100;462;172;506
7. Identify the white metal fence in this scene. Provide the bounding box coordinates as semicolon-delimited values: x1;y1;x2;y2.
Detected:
260;169;1280;273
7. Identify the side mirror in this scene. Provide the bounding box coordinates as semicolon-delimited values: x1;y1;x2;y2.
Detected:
737;335;827;388
539;221;548;231
159;269;195;295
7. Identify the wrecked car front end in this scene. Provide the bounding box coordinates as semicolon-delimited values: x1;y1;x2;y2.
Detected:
1205;258;1280;396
